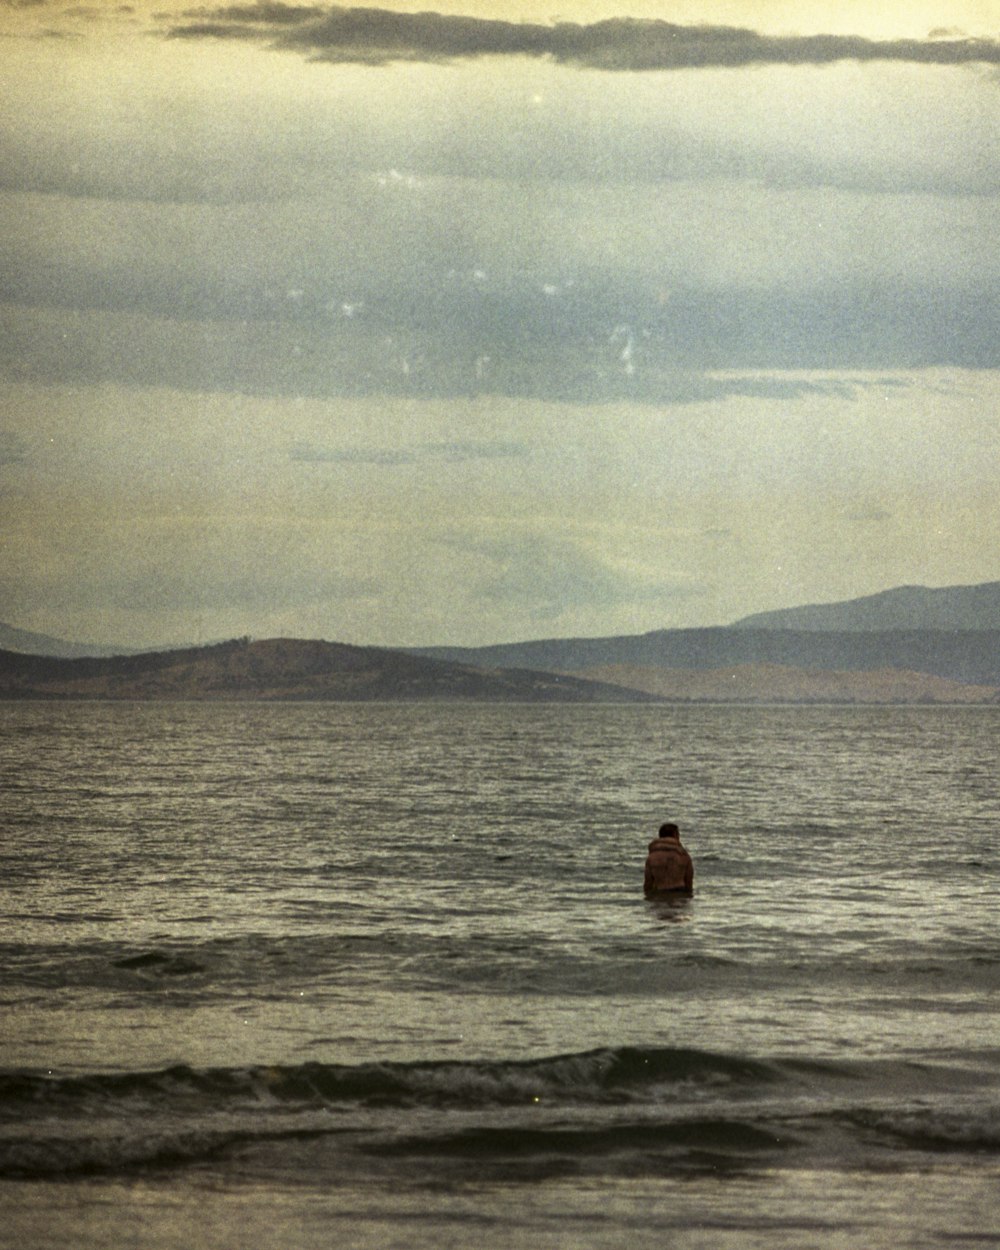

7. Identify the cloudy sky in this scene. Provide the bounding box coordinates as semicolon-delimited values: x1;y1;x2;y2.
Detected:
1;1;998;648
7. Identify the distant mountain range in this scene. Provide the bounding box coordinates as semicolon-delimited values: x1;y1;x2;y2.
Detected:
408;581;1000;702
412;628;1000;690
0;621;138;659
1;581;997;703
731;582;1000;631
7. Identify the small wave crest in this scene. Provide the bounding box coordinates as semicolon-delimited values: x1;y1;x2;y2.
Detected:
6;1051;994;1182
0;1127;236;1179
0;1046;791;1123
846;1104;1000;1154
0;1047;853;1180
372;1116;794;1180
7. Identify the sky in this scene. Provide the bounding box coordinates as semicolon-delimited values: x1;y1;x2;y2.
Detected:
1;2;998;648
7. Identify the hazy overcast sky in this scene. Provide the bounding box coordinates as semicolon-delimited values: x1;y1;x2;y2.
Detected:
1;1;998;647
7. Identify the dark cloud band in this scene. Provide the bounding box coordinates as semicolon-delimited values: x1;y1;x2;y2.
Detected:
167;6;1000;70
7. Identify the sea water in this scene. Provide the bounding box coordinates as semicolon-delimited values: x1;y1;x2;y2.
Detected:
1;700;998;1249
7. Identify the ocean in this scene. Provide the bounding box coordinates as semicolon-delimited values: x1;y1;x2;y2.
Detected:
1;700;998;1249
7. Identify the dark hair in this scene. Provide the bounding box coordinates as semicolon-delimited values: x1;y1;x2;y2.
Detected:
658;822;680;839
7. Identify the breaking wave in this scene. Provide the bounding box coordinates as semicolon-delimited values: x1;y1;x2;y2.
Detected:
0;1045;806;1121
4;1046;998;1181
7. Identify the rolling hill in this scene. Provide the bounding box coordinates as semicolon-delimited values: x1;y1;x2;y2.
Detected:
0;637;665;703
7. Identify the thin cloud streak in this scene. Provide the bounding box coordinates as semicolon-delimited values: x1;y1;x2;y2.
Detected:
289;439;530;464
166;6;1000;70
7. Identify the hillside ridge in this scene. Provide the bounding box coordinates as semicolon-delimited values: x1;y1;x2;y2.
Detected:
3;580;997;701
411;627;1000;688
731;581;1000;632
0;637;664;703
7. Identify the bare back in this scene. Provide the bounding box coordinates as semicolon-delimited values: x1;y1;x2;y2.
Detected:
644;837;694;895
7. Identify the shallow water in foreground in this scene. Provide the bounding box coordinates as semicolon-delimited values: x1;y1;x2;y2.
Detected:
2;701;999;1247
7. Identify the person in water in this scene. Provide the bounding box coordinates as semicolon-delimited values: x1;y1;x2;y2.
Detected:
644;822;694;896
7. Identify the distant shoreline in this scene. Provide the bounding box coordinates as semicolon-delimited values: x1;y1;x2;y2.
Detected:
1;632;997;704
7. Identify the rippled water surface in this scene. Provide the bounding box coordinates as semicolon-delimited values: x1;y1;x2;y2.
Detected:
2;701;999;1248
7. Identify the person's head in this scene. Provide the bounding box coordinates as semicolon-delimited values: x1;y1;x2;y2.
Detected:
658;822;680;839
